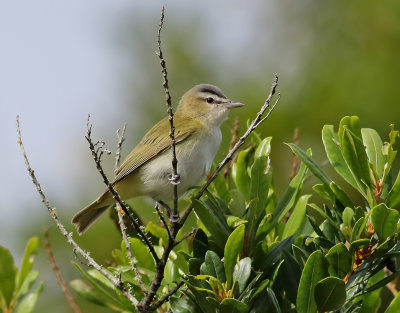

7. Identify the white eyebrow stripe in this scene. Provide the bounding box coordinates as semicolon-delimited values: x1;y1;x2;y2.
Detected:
197;92;226;102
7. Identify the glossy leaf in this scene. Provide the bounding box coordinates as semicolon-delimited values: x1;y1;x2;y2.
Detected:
233;257;251;296
362;128;385;178
16;237;38;292
296;250;328;313
0;245;16;307
386;170;400;209
70;279;108;306
15;270;39;302
325;243;352;278
224;224;245;289
314;277;346;312
250;155;270;217
282;195;311;239
126;238;155;271
322;124;359;190
232;147;253;199
385;289;400;313
229;189;246;217
220;298;248;313
286;143;332;186
339;116;373;194
145;221;168;244
255;137;272;159
170;296;199;313
15;281;43;313
371;203;400;240
202;251;225;282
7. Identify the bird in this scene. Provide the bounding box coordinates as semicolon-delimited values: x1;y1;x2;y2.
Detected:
72;84;244;234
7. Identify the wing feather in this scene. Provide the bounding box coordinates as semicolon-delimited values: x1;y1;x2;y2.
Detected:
113;116;200;184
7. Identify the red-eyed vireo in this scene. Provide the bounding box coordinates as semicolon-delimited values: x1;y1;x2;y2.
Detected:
72;84;244;234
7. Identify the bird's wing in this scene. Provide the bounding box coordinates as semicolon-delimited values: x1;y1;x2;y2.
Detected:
113;116;200;184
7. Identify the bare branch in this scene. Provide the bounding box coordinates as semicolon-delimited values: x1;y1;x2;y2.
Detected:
180;74;280;225
85;115;160;264
154;203;173;241
156;5;179;221
16;115;139;307
148;281;185;312
115;123;127;174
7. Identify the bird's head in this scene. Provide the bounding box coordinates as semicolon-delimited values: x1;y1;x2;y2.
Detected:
176;84;245;127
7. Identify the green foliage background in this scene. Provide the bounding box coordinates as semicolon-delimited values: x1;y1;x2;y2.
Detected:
5;1;400;312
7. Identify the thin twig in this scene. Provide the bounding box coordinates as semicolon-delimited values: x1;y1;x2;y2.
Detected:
113;123;146;291
16;116;139;307
115;123;127;175
44;231;82;313
156;5;179;220
85;115;160;264
148;281;185;312
173;228;197;248
154;203;173;241
179;74;280;226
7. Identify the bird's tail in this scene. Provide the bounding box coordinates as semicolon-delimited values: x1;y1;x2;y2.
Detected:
72;191;113;235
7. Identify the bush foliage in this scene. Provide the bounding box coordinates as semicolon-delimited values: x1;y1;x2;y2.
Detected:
70;116;400;312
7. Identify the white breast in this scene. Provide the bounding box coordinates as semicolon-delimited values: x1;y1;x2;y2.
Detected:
138;127;222;202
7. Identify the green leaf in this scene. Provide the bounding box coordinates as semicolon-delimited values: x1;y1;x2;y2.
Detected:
361;128;385;178
70;279;108;306
193;229;209;259
15;281;43;313
15;270;39;302
385;288;400;313
386;170;400;208
232;147;253;200
250;156;270;217
170;296;199;313
233;257;251;296
189;258;203;276
330;182;353;208
273;154;309;224
125;238;156;271
314;277;346;312
202;251;225;282
286;143;332;186
193;199;228;248
224;224;245;289
0;245;16;307
371;203;400;240
229;189;246;217
322;124;359;191
296;250;328;313
292;245;308;269
282;195;311;239
145;221;168;244
255;137;272;158
281;249;302;303
325;243;352;278
220;298;248;313
339;116;373;196
16;237;38;293
342;207;354;230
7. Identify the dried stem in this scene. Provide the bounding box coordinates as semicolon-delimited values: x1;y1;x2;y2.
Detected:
44;231;82;313
16;115;139;307
85;116;160;264
156;5;179;219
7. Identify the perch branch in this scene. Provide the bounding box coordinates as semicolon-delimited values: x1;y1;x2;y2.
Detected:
156;5;179;220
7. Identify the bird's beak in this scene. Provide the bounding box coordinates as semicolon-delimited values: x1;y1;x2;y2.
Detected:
223;101;245;109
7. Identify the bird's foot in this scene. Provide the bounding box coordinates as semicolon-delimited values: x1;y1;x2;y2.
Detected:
168;173;181;185
157;201;179;222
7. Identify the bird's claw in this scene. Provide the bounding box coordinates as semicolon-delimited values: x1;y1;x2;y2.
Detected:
168;173;181;185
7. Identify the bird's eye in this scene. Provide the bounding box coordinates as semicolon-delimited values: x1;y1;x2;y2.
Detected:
206;97;214;104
